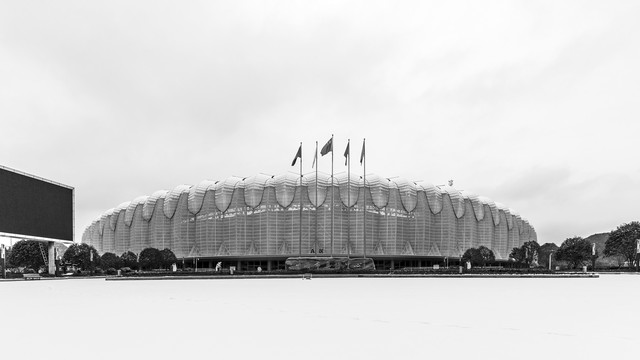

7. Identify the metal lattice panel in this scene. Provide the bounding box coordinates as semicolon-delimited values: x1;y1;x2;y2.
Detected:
462;191;484;221
366;174;389;209
110;202;130;231
418;182;442;214
306;172;330;207
214;176;242;212
496;202;512;229
392;178;417;213
164;185;191;219
243;174;271;209
129;204;148;254
188;180;217;214
442;186;465;219
273;173;298;208
102;213;115;254
143;190;168;221
149;198;170;250
125;196;148;226
335;172;359;208
478;196;499;226
99;209;112;236
114;210;129;255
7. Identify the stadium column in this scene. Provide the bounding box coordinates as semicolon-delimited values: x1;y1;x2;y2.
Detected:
47;241;56;275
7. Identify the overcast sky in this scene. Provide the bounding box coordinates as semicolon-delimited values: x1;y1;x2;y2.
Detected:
1;1;639;245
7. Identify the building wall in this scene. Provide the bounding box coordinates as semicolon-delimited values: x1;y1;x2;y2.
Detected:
83;173;537;260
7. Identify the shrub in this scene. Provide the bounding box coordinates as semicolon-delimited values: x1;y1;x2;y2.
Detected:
139;248;162;270
106;268;117;275
101;252;122;269
161;248;178;269
63;243;101;271
120;252;138;269
8;241;45;270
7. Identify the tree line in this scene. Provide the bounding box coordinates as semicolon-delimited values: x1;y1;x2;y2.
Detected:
506;221;640;269
459;221;639;270
3;241;178;273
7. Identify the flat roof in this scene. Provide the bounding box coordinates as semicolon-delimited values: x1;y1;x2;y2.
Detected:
0;164;74;190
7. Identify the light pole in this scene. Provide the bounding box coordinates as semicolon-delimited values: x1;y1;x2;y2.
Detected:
636;239;640;272
591;243;597;271
1;244;5;279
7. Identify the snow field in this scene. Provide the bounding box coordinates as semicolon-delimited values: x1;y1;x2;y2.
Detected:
1;275;637;359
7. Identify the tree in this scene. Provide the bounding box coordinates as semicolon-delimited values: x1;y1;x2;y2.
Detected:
538;243;559;269
509;246;526;265
120;251;138;269
462;247;495;267
160;248;178;269
7;240;45;270
509;241;540;267
63;243;100;270
604;221;640;266
521;241;541;266
100;252;122;269
462;248;482;266
477;246;495;266
555;237;592;269
138;248;162;270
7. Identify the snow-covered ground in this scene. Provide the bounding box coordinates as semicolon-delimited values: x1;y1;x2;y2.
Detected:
1;274;637;359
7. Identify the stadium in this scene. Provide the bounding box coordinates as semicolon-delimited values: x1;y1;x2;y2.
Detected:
81;171;537;271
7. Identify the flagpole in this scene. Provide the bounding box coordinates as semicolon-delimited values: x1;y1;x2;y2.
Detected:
347;138;351;259
315;141;318;255
363;138;366;258
291;143;303;258
330;134;334;258
299;142;303;259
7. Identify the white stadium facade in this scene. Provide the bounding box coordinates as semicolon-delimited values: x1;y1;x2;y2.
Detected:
82;172;536;271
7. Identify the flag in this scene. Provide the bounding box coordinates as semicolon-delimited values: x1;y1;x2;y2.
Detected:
291;144;302;166
360;140;365;165
343;142;350;165
312;143;317;168
592;243;596;256
1;245;4;259
636;239;640;254
320;137;332;156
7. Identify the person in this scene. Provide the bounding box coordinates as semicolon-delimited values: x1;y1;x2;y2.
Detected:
257;266;262;273
215;262;222;272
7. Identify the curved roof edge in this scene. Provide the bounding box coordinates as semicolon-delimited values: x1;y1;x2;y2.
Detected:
86;173;532;234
